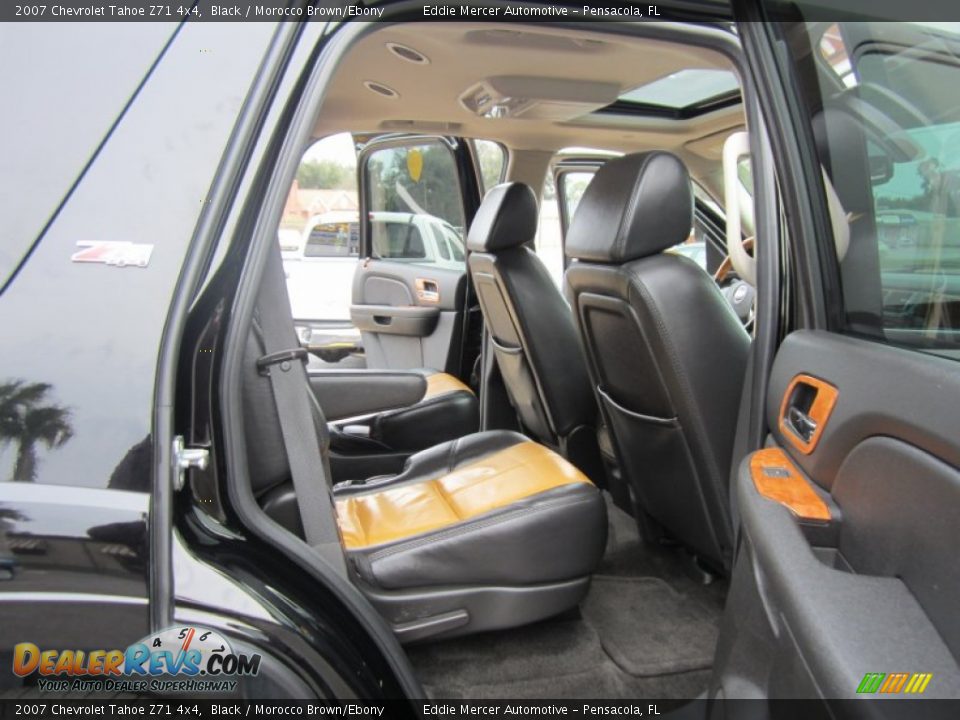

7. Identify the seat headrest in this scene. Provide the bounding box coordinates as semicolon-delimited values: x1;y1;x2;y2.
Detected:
565;152;693;264
467;182;538;253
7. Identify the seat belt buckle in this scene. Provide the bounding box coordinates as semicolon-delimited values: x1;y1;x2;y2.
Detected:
257;347;309;376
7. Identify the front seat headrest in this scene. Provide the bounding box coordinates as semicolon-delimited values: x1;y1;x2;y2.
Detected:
565;151;693;264
467;182;538;253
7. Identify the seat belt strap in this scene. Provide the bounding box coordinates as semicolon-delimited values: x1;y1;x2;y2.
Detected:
255;294;347;577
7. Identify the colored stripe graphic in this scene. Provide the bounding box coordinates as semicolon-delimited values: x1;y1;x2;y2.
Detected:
904;673;933;694
857;673;885;694
881;673;908;693
857;672;932;694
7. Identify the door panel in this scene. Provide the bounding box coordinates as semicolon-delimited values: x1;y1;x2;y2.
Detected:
350;304;440;337
354;137;474;372
712;330;960;704
718;10;960;708
351;261;466;370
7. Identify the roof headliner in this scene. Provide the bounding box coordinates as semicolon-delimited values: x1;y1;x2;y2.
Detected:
313;22;746;191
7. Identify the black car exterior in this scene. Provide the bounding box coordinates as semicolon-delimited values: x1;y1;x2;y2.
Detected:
0;17;418;702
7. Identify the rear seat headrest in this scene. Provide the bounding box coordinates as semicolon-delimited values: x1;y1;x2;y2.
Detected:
466;182;538;253
565;151;693;264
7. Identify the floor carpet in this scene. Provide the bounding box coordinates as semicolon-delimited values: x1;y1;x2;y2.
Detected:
406;494;728;699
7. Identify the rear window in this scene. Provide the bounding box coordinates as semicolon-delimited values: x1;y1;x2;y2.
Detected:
372;221;427;259
304;222;359;257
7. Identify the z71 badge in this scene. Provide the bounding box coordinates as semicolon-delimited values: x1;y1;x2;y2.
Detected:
71;241;154;268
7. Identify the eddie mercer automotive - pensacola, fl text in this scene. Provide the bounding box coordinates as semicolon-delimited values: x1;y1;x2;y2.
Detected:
423;4;661;16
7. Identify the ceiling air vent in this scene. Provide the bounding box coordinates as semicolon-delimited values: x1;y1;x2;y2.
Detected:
363;81;399;99
387;42;430;65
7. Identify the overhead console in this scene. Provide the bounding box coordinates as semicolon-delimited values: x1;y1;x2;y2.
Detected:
459;76;620;121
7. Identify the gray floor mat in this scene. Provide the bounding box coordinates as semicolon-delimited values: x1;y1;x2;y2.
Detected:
407;493;728;699
583;576;721;676
409;616;607;689
408;614;712;700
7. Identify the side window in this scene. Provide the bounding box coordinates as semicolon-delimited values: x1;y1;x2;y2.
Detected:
372;221;426;259
432;225;451;261
364;141;466;270
533;169;598;287
790;20;960;358
443;224;466;262
304;221;359;258
535;173;565;287
281;132;358;323
560;171;595;221
474;139;507;194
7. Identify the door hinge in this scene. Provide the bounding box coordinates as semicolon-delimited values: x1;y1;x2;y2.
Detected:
172;435;209;490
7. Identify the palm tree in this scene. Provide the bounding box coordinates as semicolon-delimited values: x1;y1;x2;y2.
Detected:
0;380;73;482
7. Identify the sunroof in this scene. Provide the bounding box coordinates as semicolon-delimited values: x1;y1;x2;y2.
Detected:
617;69;740;110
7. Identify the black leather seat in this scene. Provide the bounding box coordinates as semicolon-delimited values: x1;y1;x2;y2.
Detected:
244;245;607;641
365;369;478;451
466;182;603;479
564;151;749;569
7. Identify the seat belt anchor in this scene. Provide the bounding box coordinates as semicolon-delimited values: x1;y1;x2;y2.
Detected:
256;347;309;376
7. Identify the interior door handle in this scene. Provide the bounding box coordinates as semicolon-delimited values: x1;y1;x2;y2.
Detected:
415;278;440;304
778;374;839;455
787;407;817;443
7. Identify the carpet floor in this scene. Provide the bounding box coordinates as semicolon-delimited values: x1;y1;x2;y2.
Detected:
406;494;728;699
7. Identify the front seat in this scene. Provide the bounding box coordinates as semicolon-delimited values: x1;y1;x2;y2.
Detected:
564;151;749;570
244;244;607;641
466;182;602;479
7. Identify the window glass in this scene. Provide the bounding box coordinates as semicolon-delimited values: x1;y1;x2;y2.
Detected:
782;19;960;357
443;224;466;262
474;139;507;194
365;141;466;270
561;171;595;221
303;221;359;258
618;69;740;110
281;133;359;323
536;173;565;286
432;225;451;261
372;221;426;259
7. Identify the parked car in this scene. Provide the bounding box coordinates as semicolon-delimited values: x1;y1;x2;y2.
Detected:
285;210;466;339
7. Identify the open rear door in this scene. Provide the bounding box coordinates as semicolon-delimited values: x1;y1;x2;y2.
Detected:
715;9;960;709
351;136;480;374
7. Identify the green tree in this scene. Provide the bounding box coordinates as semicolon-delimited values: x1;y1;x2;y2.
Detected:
0;380;73;482
475;141;505;193
368;144;464;227
296;159;356;190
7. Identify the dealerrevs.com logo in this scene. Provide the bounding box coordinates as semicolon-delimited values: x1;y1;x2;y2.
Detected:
13;626;261;694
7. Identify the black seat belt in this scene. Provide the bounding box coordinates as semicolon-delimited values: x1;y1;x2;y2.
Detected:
254;253;347;576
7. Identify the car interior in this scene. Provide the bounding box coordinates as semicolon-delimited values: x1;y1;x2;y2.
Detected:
210;18;960;704
232;21;754;700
